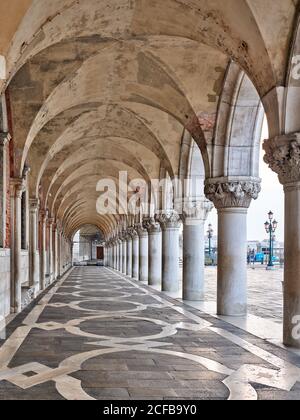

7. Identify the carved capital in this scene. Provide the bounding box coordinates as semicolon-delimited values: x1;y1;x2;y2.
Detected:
182;199;213;223
137;223;148;238
158;211;181;230
10;178;26;199
263;133;300;185
145;217;161;234
120;230;127;241
129;227;138;239
124;227;134;240
29;198;39;212
205;178;261;209
0;132;11;147
40;209;48;223
47;217;55;227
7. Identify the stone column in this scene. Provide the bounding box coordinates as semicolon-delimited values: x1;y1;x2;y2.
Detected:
53;223;58;281
126;230;133;277
103;246;107;266
182;200;212;301
10;178;25;313
57;227;62;278
264;134;300;347
111;241;114;268
106;243;109;267
61;234;65;274
107;243;111;267
114;240;118;270
110;241;114;268
205;178;261;317
159;212;181;293
0;133;10;249
147;218;162;286
109;243;113;268
29;199;40;295
47;218;54;284
114;241;117;270
122;234;127;274
138;224;149;282
117;239;122;271
39;210;47;290
132;229;139;279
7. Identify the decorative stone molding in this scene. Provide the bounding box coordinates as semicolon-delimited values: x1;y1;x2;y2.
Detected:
125;227;135;240
47;217;55;227
131;228;139;239
204;178;261;209
40;209;48;223
137;223;148;237
263;133;300;185
145;217;161;234
158;211;181;230
10;178;26;199
120;230;127;241
182;199;213;223
29;198;39;213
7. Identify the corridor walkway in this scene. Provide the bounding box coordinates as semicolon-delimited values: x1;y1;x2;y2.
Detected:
0;267;300;400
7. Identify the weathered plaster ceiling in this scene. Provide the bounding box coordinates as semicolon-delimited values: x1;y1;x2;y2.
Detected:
2;0;298;237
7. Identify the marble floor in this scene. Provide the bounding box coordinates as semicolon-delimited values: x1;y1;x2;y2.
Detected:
0;266;299;400
204;266;283;324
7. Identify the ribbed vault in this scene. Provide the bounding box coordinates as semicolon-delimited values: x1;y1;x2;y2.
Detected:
1;0;298;239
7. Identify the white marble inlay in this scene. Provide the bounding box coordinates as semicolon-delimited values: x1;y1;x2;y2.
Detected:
0;266;299;400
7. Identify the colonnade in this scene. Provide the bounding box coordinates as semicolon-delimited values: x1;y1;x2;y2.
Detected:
104;182;261;319
105;202;214;302
9;195;73;312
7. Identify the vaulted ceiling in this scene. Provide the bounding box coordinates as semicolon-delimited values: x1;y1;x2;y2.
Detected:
1;0;298;237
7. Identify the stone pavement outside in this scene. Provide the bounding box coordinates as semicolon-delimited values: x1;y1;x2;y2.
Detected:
204;266;283;324
0;266;299;401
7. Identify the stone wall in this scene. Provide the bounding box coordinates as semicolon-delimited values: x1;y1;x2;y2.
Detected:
0;248;10;318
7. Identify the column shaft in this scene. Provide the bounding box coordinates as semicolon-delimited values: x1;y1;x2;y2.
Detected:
40;211;47;290
0;134;10;248
53;225;58;280
161;227;180;293
139;230;149;282
217;208;247;316
148;222;162;287
10;179;25;313
122;239;127;274
283;183;300;347
183;221;205;301
132;233;139;279
126;236;132;276
29;199;40;295
118;240;122;271
48;220;54;284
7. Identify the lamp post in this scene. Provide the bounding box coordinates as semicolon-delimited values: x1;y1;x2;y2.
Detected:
207;224;214;264
264;211;278;270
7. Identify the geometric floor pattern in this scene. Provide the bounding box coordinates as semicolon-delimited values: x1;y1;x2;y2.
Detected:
0;267;300;400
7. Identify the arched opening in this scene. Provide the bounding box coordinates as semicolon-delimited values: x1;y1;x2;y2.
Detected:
72;224;104;266
1;0;300;402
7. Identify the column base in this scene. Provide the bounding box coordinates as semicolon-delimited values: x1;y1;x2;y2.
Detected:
149;278;161;287
217;307;247;317
162;284;179;293
183;290;205;302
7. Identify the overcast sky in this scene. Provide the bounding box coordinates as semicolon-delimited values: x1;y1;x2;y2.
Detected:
206;118;285;243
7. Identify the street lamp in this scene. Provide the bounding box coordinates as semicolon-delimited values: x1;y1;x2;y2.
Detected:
207;224;214;262
264;211;278;270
